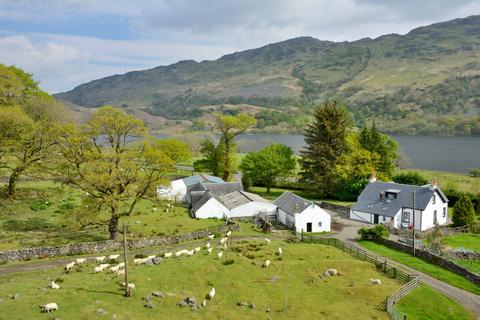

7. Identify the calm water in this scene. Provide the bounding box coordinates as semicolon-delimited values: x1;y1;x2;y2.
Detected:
232;134;480;173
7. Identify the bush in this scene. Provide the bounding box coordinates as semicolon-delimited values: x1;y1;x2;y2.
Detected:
357;224;389;239
30;201;48;211
336;177;369;201
393;171;428;186
469;168;480;177
452;195;476;227
59;202;76;210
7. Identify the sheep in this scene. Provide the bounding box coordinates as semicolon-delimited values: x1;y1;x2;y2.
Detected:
133;258;148;265
118;262;125;268
93;266;103;273
370;279;381;285
207;234;215;240
122;282;136;290
207;288;216;300
164;252;173;258
205;242;211;249
95;256;106;263
146;255;156;260
75;258;86;264
263;260;271;268
264;238;271;244
194;247;201;253
201;299;207;307
220;237;228;245
64;262;75;272
48;281;60;289
226;230;232;237
217;252;223;258
110;265;121;273
99;263;110;269
108;254;120;260
175;251;184;258
324;269;338;276
40;302;58;313
116;269;125;277
278;247;283;256
185;250;195;256
207;248;213;254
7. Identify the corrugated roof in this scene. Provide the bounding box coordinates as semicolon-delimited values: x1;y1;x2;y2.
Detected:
219;191;271;210
352;182;448;217
182;174;224;187
273;192;312;216
204;182;244;196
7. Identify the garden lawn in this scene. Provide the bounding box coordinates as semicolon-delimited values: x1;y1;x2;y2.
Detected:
397;284;474;320
442;233;480;252
358;240;480;295
248;186;354;206
0;241;402;320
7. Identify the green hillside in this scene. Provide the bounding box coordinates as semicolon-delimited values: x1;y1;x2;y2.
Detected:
55;15;480;135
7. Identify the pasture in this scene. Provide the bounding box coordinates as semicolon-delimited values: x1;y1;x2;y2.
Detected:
0;240;402;320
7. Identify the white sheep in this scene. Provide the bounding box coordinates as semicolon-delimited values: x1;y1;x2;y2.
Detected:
207;248;213;254
207;234;215;240
99;263;110;269
263;260;271;268
217;252;223;258
40;302;58;313
201;299;207;307
64;262;75;272
164;252;173;258
264;238;271;244
133;258;148;265
122;282;136;290
226;230;232;237
108;254;120;260
185;250;195;256
118;262;125;268
207;288;216;300
220;237;228;245
370;279;381;285
116;269;125;277
205;242;211;249
110;265;121;273
175;251;183;258
194;247;201;253
93;266;103;273
278;247;283;256
75;258;86;264
48;281;60;289
95;256;106;263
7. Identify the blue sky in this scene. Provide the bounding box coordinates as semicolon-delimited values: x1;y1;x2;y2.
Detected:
0;0;479;93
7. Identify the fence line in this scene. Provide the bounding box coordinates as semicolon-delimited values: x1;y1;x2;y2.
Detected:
301;235;420;320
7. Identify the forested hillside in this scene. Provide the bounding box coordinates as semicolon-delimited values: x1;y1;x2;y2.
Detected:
55;15;480;135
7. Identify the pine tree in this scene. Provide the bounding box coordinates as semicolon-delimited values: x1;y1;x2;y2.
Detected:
300;101;349;196
452;195;476;227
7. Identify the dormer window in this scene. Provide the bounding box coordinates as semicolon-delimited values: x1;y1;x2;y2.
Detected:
385;189;401;200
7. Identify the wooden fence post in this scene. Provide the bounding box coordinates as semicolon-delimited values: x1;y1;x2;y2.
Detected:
393;267;396;279
384;259;387;272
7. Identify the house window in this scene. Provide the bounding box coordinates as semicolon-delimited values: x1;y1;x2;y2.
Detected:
382;216;386;222
443;207;446;218
434;210;437;225
318;222;322;227
432;194;436;204
402;211;410;223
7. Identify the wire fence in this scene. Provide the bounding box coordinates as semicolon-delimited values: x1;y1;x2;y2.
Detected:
300;235;421;320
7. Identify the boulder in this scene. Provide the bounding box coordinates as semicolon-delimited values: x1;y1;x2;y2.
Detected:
152;291;164;298
96;308;108;316
144;301;155;309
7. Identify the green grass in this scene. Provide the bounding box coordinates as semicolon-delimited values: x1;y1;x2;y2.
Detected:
248;186;353;206
442;234;480;252
454;260;480;275
357;240;480;295
397;284;474;320
0;240;403;320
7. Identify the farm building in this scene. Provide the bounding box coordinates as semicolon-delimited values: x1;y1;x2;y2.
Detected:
350;178;448;231
186;181;243;205
274;192;331;233
220;191;277;218
156;174;224;202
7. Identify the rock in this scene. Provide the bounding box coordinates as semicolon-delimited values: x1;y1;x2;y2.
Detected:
152;257;163;265
249;302;256;309
190;304;199;311
143;295;152;301
177;300;189;308
152;291;164;298
237;301;248;307
96;308;108;316
325;268;338;276
144;301;155;309
10;293;20;300
270;275;280;282
186;296;196;306
145;259;155;266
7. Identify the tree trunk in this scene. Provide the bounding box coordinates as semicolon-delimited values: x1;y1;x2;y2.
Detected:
222;139;231;181
108;211;119;241
6;166;24;198
266;185;271;194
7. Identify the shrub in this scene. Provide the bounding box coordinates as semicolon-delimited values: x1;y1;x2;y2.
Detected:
469;168;480;177
59;202;76;210
336;177;369;201
393;171;428;186
30;201;48;211
452;195;476;227
357;224;389;239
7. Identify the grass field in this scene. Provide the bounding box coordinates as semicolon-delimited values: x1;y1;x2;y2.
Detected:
397;284;474;320
0;181;223;250
248;186;354;206
0;240;406;320
357;240;480;295
442;234;480;252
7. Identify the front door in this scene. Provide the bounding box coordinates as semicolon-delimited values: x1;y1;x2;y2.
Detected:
373;214;379;224
306;222;312;232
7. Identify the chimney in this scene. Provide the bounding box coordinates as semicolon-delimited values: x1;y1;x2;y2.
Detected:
430;178;437;191
380;190;385;201
369;170;377;183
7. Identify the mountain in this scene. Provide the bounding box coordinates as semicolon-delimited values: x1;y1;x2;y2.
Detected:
55;15;480;135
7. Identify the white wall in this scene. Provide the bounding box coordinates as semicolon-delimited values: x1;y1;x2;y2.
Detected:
194;198;230;219
229;202;277;218
422;191;448;230
397;208;422;230
156;179;187;202
295;205;331;233
350;210;373;223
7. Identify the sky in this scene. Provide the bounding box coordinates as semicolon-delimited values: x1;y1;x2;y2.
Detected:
0;0;479;93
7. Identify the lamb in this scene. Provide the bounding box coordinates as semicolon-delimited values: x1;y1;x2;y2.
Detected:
122;282;136;290
75;258;86;264
164;252;173;258
175;251;184;258
217;252;223;258
207;288;216;300
185;250;195;256
263;260;271;268
205;242;211;249
99;263;110;269
226;230;232;237
48;281;60;289
95;256;106;263
117;262;125;268
40;302;58;313
64;262;75;272
207;248;213;254
278;247;283;256
264;238;271;244
194;247;201;253
146;255;156;260
93;266;104;273
108;254;120;260
370;279;381;285
207;234;215;240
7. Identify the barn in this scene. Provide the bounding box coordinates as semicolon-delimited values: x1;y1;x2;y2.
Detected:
156;174;224;202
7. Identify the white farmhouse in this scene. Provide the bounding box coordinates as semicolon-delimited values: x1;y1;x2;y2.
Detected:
350;179;448;231
274;192;331;233
156;174;224;202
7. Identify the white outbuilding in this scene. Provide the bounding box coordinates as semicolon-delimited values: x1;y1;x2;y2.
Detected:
220;191;277;218
156;174;224;202
274;192;331;233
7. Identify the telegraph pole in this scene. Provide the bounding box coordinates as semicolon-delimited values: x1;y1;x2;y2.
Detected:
123;223;131;297
412;189;416;257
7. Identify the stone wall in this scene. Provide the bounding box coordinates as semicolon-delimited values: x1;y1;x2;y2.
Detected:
0;223;239;263
317;201;351;219
373;238;480;285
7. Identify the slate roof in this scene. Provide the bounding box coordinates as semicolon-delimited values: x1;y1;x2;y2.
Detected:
219;191;272;210
351;182;448;217
182;174;224;187
191;191;215;212
204;182;244;196
273;192;312;216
